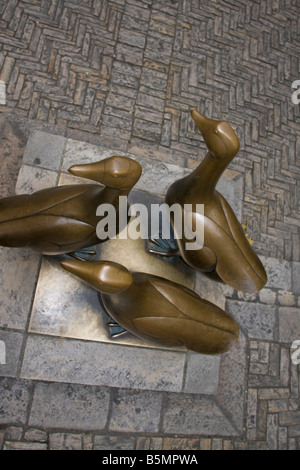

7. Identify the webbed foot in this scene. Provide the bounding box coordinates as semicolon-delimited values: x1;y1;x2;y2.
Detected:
148;234;179;258
68;246;97;261
107;319;128;338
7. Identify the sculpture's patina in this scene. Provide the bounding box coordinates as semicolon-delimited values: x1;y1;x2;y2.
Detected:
0;110;270;356
60;258;240;355
150;110;267;294
0;156;142;256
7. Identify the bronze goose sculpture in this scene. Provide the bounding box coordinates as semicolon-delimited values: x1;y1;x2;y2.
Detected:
0;156;142;256
150;110;267;294
60;258;240;355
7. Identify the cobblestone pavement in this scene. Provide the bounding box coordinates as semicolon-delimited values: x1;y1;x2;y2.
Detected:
0;0;299;450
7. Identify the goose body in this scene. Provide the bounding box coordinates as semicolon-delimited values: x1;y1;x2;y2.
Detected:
164;110;267;293
0;156;142;255
60;259;240;355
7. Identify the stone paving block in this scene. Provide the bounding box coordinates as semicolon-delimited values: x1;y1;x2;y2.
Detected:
93;435;136;451
150;437;163;450
262;256;292;291
0;378;31;425
288;425;300;437
162;437;200;450
49;433;85;450
279;411;300;427
162;394;237;436
278;290;296;307
15;164;58;195
0;330;23;377
215;332;247;433
279;307;300;343
259;288;277;305
216;169;243;220
3;441;47;450
226;300;277;340
280;344;295;387
22;131;66;171
4;425;23;441
24;428;48;442
20;335;186;393
29;382;110;431
292;262;300;293
135;436;151;450
266;413;279;450
183;353;220;394
0;247;41;330
109;389;163;433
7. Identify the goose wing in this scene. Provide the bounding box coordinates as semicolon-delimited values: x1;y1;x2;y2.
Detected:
0;185;97;222
0;185;100;252
201;199;267;292
129;277;239;354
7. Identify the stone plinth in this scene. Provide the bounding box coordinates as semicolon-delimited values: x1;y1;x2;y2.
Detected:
1;132;246;412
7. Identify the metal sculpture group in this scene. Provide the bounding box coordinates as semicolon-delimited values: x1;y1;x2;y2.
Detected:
0;111;267;355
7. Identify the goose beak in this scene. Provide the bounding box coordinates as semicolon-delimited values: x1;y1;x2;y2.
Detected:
68;156;142;189
68;160;106;183
60;259;133;294
61;259;100;289
191;109;240;159
190;110;217;135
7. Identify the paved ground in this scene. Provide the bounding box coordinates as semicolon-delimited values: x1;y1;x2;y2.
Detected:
0;0;299;450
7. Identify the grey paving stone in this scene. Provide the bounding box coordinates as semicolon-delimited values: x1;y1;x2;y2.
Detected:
20;335;186;392
278;290;296;306
24;428;48;442
49;433;83;450
29;382;110;431
226;300;277;340
3;441;47;450
0;378;31;425
5;425;23;440
150;437;163;450
292;262;300;293
216;169;243;220
215;332;247;433
22;131;66;171
162;394;237;436
0;247;41;330
93;435;136;450
279;307;300;343
183;353;220;394
109;389;163;433
259;288;277;305
15;164;58;195
0;330;23;377
262;256;292;291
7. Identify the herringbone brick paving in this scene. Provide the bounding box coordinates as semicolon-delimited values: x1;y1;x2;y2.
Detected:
0;0;299;450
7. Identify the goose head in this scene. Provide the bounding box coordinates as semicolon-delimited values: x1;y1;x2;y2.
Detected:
68;155;142;190
60;259;133;294
191;110;240;160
